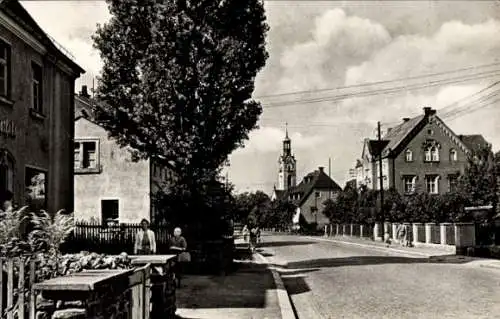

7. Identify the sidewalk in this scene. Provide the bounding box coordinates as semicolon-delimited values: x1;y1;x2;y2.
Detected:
175;260;283;319
305;235;457;258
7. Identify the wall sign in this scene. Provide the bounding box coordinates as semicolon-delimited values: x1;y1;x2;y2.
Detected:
0;119;16;138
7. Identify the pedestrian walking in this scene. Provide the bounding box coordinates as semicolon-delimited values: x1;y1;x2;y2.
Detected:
384;231;391;247
249;227;258;253
256;226;262;244
169;227;190;288
134;219;157;255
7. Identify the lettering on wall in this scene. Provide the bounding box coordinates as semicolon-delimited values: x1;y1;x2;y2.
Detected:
0;119;16;138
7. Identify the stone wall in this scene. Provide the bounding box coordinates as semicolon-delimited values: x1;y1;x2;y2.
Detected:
36;286;134;319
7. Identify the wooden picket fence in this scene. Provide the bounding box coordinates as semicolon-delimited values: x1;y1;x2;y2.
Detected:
0;257;37;319
63;221;172;254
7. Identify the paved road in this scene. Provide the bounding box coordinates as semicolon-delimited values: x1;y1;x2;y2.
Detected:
258;235;500;319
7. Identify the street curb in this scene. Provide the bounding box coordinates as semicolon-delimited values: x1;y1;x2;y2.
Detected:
254;253;297;319
303;236;438;258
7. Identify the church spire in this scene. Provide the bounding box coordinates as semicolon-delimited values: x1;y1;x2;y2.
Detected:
277;122;296;191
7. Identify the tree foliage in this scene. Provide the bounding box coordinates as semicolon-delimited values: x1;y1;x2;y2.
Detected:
457;145;498;211
234;191;270;226
323;186;358;224
232;191;294;229
92;0;269;230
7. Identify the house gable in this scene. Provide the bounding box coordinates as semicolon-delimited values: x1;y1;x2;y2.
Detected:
389;114;473;159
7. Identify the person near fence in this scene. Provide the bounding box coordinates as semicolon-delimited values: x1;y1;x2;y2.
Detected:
134;219;156;255
169;227;189;288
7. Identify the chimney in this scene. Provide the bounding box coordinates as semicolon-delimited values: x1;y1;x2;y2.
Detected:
318;166;324;173
423;107;436;116
402;117;410;122
80;85;90;98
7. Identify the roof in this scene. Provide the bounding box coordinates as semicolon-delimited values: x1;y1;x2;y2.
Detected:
381;115;425;157
459;135;489;154
75;95;95;119
368;107;489;158
279;168;342;206
3;0;85;75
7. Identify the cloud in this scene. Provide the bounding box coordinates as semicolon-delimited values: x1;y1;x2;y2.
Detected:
345;19;500;85
21;1;111;84
275;8;391;94
236;126;324;154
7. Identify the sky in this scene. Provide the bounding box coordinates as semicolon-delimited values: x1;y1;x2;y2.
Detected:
21;1;500;194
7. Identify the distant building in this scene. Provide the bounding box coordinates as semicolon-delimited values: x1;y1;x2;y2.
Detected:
0;0;84;212
271;129;341;227
352;107;490;195
73;90;173;225
287;167;342;227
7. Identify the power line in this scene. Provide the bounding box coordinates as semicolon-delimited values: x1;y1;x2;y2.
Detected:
444;97;500;122
260;81;500;129
255;61;500;99
263;69;500;108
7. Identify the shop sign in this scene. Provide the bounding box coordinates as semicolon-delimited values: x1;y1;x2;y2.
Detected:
0;119;15;138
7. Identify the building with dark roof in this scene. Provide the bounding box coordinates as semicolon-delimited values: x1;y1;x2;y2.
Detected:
271;129;342;227
0;0;84;212
353;107;491;195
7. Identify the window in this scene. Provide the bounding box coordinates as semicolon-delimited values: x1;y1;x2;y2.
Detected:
101;199;119;224
74;140;100;173
405;149;413;162
315;191;321;198
0;150;14;194
448;174;459;192
25;167;47;210
449;149;458;162
403;175;416;194
424;146;439;162
425;175;439;194
31;62;43;113
0;41;10;98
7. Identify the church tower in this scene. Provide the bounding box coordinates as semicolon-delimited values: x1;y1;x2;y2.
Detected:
277;123;297;190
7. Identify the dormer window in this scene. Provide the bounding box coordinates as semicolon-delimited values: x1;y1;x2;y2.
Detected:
405;149;413;162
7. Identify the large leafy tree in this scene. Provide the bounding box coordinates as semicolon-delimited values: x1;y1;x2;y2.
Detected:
92;0;269;222
458;145;498;215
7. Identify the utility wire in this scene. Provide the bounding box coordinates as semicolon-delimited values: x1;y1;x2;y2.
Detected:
259;81;500;129
263;69;500;108
255;61;500;99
